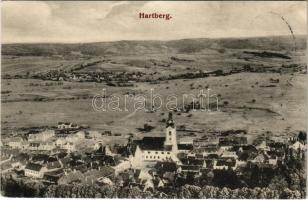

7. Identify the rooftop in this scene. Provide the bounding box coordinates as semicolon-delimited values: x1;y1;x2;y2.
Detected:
25;163;43;171
135;137;166;151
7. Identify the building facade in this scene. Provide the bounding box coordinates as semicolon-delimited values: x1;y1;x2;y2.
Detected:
130;113;180;168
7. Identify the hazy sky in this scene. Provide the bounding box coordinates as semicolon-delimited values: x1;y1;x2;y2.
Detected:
2;1;307;43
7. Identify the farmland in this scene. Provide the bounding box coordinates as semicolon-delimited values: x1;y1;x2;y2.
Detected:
1;35;307;140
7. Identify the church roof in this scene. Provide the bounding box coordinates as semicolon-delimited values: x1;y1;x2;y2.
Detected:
178;144;193;150
136;137;166;151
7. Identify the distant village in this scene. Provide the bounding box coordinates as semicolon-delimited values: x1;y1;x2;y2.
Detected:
3;59;305;88
1;112;306;196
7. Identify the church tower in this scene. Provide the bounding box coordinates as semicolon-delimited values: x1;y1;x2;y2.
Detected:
164;112;178;153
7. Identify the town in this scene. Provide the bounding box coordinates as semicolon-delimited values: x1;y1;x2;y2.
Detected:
1;112;306;198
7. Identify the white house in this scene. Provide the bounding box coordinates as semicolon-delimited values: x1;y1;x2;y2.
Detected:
24;163;47;179
89;131;102;139
268;155;278;165
256;141;270;151
7;137;25;149
113;158;131;175
57;122;79;130
56;138;66;147
290;141;305;151
62;142;76;152
28;130;55;142
66;131;85;143
221;150;238;159
39;141;55;151
28;143;40;151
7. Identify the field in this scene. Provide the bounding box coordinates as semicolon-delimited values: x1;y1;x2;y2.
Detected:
1;36;307;142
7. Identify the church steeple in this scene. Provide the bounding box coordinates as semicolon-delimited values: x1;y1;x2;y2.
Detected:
166;112;175;128
165;112;178;153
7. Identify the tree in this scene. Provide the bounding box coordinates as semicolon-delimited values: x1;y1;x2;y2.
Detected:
268;176;288;191
298;131;306;143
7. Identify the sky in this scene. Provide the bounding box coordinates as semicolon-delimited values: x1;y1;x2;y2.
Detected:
2;1;307;43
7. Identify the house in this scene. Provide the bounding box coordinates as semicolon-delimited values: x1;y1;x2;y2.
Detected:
178;143;194;154
65;131;85;143
24;163;47;178
97;176;114;185
251;153;267;164
31;154;57;164
137;169;153;182
28;130;55;142
45;161;62;172
193;145;222;156
143;179;154;192
219;141;237;151
178;165;200;173
88;131;102;139
43;169;64;183
113;158;131;175
213;158;237;170
290;141;305;151
57;122;79;130
28;142;41;151
178;157;204;173
55;138;76;152
39;141;55;151
221;150;238;159
204;153;220;160
155;161;178;174
62;142;76;152
7;137;25;149
56;138;66;147
58;122;70;129
266;150;285;162
219;136;247;150
256;141;270;151
193;135;219;147
230;145;257;153
268;155;278;165
130;113;179;168
94;143;116;156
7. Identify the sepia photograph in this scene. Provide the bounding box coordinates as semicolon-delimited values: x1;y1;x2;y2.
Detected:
1;1;307;198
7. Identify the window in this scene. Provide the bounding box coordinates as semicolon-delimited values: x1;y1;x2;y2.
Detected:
150;156;152;159
169;138;171;141
161;152;164;154
158;156;160;159
155;152;158;154
148;151;151;154
169;131;172;136
154;156;156;159
167;152;170;155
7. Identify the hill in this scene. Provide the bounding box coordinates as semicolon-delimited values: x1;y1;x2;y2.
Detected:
2;35;306;56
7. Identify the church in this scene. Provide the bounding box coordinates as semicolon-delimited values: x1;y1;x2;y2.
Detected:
130;113;180;168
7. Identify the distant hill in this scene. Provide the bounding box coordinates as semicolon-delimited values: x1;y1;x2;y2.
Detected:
2;35;306;56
